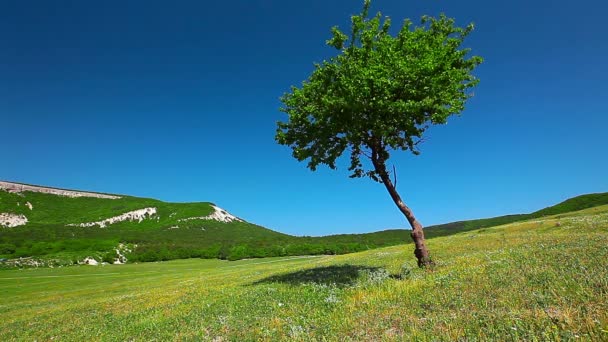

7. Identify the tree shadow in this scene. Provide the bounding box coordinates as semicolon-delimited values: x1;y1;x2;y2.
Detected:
252;264;390;288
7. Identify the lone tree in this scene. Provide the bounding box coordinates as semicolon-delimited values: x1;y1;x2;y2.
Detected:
276;0;482;267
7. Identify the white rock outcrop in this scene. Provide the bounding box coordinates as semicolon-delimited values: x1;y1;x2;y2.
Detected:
0;213;28;228
25;202;33;210
3;257;44;268
114;243;131;264
69;208;157;228
178;205;242;223
82;257;99;265
0;181;121;199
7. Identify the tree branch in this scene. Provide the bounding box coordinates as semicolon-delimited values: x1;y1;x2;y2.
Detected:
414;137;426;146
360;148;372;159
392;164;398;190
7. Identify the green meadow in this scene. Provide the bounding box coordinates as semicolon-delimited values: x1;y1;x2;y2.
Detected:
2;205;607;341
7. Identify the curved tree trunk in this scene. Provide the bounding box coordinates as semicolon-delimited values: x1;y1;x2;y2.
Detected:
370;145;433;267
377;174;432;267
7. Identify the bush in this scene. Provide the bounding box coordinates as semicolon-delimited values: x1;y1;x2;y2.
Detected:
0;243;16;255
102;250;119;264
399;263;413;279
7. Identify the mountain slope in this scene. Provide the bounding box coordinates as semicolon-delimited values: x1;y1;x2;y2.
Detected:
0;182;295;264
1;181;607;267
423;192;608;238
0;181;391;265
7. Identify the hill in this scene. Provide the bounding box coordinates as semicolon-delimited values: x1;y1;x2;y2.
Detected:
0;181;401;265
1;204;607;340
424;192;608;238
1;180;608;266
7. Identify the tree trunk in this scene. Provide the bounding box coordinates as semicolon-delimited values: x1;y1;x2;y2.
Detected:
370;147;433;267
378;172;433;267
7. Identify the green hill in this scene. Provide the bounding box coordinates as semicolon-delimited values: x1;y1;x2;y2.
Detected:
424;192;608;238
1;181;607;267
0;182;402;265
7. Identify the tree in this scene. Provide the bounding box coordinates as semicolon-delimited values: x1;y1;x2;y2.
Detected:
275;0;482;267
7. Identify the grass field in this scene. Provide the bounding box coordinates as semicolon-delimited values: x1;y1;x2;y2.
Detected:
1;206;607;341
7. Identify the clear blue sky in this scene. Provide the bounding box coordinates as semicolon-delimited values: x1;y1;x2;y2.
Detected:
1;0;606;236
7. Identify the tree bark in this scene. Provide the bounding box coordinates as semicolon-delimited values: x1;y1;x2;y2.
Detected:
370;144;433;268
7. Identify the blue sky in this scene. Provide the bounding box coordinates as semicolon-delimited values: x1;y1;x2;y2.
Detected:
1;0;606;236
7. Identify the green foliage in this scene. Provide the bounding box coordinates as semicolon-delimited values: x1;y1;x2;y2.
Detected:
227;245;251;261
102;250;118;264
276;0;482;180
0;243;16;255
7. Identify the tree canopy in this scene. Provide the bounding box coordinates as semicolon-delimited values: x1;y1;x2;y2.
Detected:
276;0;482;182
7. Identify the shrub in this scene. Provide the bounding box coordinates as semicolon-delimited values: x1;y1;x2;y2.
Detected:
0;243;16;255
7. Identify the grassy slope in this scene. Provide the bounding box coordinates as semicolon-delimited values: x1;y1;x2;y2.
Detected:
2;188;608;264
0;189;398;263
0;190;294;262
0;205;606;340
423;192;608;238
